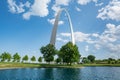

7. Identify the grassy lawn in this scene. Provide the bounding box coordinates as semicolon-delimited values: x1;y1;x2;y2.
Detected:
81;64;120;67
0;62;83;69
0;62;120;69
0;62;40;68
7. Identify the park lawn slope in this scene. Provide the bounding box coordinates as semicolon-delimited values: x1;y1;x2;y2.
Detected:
0;62;40;68
1;63;120;69
0;62;83;69
82;64;120;67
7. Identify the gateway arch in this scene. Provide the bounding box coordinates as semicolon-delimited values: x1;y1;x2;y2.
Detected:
50;9;75;45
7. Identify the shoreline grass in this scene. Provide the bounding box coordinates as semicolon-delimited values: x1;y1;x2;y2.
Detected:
0;62;83;69
0;62;120;70
82;64;120;67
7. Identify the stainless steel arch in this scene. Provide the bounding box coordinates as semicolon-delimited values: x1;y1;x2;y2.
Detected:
50;9;75;45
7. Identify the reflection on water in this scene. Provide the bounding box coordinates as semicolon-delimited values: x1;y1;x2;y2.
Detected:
53;68;81;80
0;67;120;80
41;68;54;80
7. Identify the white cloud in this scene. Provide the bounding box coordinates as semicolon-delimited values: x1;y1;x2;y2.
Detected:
49;0;98;25
95;2;103;6
97;0;120;21
8;0;50;20
24;1;31;8
49;0;71;25
85;45;89;51
77;0;97;5
56;37;69;42
92;24;120;51
23;12;31;20
99;23;119;43
57;32;98;44
105;23;116;34
77;0;91;5
52;0;71;12
57;23;120;44
55;0;71;6
52;5;61;15
94;44;100;50
7;0;30;13
57;23;120;58
74;32;91;42
52;0;71;16
75;7;81;12
92;33;99;37
23;0;50;20
99;34;116;43
60;33;71;37
104;43;120;58
47;18;64;25
106;43;120;53
58;32;93;43
94;23;120;58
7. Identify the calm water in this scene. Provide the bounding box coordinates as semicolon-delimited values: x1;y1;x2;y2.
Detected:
0;67;120;80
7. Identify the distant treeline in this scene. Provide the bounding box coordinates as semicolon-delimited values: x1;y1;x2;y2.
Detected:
0;52;42;63
1;42;120;65
40;42;120;65
94;58;120;64
0;51;120;64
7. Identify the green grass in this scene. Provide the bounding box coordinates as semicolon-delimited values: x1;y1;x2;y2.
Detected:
0;62;120;69
81;64;120;67
0;62;40;68
0;62;83;69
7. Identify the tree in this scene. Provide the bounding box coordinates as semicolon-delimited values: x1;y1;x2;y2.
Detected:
40;44;56;64
6;53;11;62
1;53;6;62
22;55;29;62
0;52;11;62
31;56;36;62
117;59;120;64
59;42;80;65
108;58;116;64
82;57;90;63
13;53;21;62
0;55;1;61
38;56;42;63
87;55;95;63
55;58;62;64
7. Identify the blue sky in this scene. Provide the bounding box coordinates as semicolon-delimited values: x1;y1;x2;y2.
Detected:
0;0;120;59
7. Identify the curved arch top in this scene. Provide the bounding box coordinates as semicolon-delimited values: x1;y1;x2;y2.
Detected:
50;8;75;45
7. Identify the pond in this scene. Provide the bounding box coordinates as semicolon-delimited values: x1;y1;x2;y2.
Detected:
0;67;120;80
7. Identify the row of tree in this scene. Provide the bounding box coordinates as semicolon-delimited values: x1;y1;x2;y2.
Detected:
40;42;80;65
82;56;120;64
40;42;98;65
40;41;120;64
95;58;120;64
0;52;42;63
1;41;119;65
82;55;96;63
